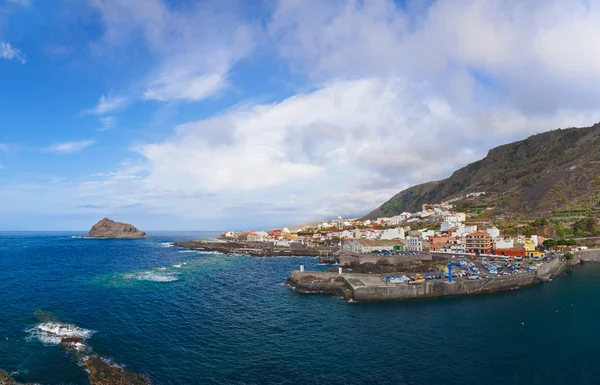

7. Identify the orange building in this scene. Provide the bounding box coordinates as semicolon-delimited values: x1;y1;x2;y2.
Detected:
493;248;526;257
465;232;493;254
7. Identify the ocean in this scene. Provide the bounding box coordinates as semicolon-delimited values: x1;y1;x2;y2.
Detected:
1;232;599;385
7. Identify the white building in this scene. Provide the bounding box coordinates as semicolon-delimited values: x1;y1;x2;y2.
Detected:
494;239;514;249
440;221;454;232
486;227;500;239
380;228;405;240
407;236;423;252
419;229;435;239
339;230;354;239
342;239;405;253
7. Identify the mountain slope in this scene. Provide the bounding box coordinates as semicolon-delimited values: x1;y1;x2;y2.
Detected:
364;122;600;220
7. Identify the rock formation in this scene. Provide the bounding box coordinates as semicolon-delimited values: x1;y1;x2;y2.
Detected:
86;218;147;239
0;370;29;385
33;312;150;385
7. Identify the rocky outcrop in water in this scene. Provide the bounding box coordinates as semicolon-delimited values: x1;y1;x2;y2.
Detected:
86;218;147;239
85;357;149;385
0;370;29;385
31;312;150;385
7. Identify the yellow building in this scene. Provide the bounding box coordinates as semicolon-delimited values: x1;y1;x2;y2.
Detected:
527;251;544;258
523;239;536;251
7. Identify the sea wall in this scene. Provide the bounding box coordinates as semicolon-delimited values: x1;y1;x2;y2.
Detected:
574;249;600;263
339;252;432;267
288;258;566;302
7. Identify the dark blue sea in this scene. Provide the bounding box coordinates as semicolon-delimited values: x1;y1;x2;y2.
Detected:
1;232;599;385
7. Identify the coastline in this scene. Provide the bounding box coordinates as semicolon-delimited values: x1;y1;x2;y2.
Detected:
173;240;336;258
286;257;568;302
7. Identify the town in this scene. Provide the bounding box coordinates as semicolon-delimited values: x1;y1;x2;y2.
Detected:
218;196;583;259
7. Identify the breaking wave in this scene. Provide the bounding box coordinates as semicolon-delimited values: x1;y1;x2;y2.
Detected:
124;271;179;283
26;322;94;345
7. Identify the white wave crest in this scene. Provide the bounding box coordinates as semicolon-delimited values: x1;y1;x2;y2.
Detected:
132;271;179;282
173;264;183;268
159;242;174;248
27;322;94;345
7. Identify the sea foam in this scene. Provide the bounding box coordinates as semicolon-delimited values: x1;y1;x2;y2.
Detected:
27;322;94;345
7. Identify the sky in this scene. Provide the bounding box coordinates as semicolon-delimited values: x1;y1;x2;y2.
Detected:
1;0;600;231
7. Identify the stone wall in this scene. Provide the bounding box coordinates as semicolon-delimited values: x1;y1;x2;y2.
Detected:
574;249;600;263
288;258;566;302
339;252;432;267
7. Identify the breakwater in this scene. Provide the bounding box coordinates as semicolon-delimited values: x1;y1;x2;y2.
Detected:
573;249;600;264
287;258;567;301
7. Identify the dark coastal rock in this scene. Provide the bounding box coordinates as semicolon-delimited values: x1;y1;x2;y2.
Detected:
0;370;32;385
85;357;149;385
86;218;147;239
31;311;150;385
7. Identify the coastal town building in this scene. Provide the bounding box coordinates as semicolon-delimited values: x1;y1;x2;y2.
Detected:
225;199;549;259
465;232;493;254
342;239;405;253
486;227;500;239
494;239;514;249
407;236;423;252
380;228;405;240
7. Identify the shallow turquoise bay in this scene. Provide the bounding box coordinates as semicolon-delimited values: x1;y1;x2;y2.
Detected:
0;232;598;384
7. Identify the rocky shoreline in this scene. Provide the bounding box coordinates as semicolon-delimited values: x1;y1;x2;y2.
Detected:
173;240;334;257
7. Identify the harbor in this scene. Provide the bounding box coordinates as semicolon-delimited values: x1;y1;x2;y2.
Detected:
286;254;568;301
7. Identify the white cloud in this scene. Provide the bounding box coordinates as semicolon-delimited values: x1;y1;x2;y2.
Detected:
75;76;598;226
90;0;256;102
7;0;600;230
0;42;26;63
98;116;117;131
83;95;127;115
44;140;96;153
144;71;225;102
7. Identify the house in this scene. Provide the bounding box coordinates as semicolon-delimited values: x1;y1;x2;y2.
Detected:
220;231;235;239
494;239;514;249
486;227;500;239
465;232;493;254
493;248;526;257
380;228;405;240
342;239;405;253
407;236;423;252
248;232;268;242
523;239;536;251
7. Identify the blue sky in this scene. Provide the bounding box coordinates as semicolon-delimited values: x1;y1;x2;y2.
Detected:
1;0;600;231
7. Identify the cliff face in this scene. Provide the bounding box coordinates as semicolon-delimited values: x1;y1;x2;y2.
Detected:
86;218;147;239
364;122;600;219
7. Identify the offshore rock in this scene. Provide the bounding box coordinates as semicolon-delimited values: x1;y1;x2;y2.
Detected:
32;311;150;385
86;218;147;239
85;357;149;385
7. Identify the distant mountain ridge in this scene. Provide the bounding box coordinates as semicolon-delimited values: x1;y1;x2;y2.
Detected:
363;122;600;220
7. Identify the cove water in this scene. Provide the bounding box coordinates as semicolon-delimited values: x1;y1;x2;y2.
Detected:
1;232;600;385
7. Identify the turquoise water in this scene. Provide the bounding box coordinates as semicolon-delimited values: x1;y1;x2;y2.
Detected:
1;232;599;384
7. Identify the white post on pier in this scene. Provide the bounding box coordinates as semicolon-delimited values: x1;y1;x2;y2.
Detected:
338;267;343;275
300;265;304;272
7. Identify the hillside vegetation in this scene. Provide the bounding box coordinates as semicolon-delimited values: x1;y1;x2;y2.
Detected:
364;122;600;220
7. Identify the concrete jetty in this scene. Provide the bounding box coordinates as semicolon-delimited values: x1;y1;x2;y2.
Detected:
286;258;567;302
